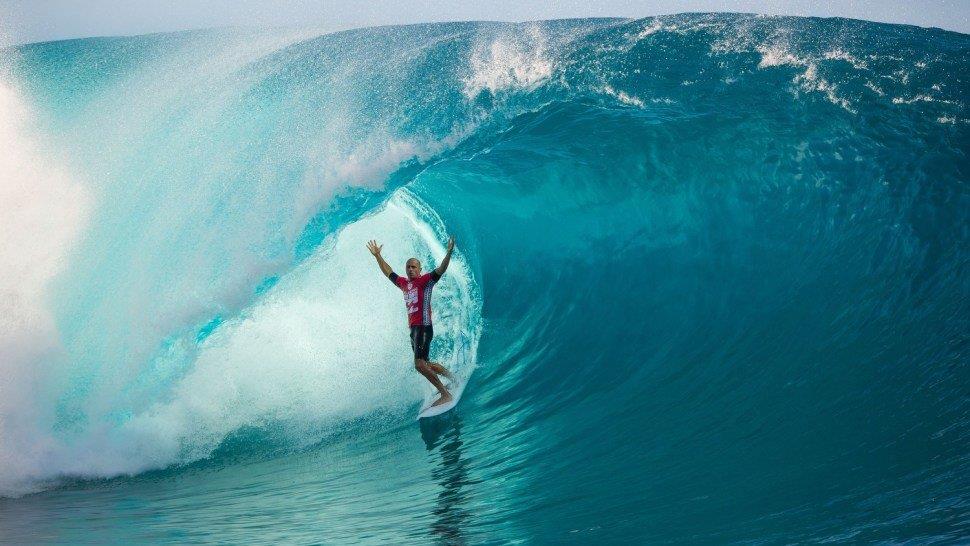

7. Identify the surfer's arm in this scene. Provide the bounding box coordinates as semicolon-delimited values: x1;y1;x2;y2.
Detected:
367;240;396;279
434;237;455;278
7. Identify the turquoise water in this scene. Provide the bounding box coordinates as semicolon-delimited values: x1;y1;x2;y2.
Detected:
1;14;967;544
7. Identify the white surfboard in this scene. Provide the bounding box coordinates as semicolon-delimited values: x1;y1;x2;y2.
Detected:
418;377;466;419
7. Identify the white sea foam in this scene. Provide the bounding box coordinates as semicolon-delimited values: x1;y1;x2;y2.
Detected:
463;26;554;99
634;19;665;40
891;94;961;107
823;49;868;70
0;75;91;496
893;95;929;104
891;69;911;85
756;44;856;113
935;116;966;124
756;43;806;68
602;85;645;107
621;16;710;51
865;81;886;96
795;64;856;113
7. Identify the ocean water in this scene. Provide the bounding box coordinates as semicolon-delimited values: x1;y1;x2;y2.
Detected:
1;13;967;544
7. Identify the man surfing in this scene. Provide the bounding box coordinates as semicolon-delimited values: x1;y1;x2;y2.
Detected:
367;236;456;407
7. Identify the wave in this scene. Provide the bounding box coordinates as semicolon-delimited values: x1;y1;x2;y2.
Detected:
1;12;967;542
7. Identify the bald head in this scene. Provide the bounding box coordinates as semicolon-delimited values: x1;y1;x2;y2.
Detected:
405;258;421;279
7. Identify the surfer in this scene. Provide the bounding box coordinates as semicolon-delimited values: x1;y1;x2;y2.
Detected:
367;237;456;406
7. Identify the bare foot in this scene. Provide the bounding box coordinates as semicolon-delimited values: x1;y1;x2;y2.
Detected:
431;392;453;407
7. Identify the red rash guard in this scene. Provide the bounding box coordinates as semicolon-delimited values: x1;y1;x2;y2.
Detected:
388;271;441;326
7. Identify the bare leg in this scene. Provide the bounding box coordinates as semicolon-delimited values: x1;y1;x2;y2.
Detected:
427;361;454;382
415;358;452;406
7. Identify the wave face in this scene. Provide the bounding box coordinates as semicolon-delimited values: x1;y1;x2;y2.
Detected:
1;14;967;544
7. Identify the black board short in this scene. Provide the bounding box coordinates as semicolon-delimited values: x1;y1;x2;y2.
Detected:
410;325;433;360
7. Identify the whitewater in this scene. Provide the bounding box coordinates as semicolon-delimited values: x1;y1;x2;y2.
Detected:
0;14;967;544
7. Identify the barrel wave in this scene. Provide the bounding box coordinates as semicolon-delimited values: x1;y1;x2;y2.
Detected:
1;14;967;544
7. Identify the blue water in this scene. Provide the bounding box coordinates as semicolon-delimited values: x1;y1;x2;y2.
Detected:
1;14;967;544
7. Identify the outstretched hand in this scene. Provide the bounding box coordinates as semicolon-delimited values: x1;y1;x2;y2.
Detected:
367;240;383;257
446;236;455;253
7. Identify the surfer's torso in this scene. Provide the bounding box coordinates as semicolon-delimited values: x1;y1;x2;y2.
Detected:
389;271;441;326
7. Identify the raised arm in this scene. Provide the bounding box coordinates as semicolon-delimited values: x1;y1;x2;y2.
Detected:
367;240;395;278
434;237;455;278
